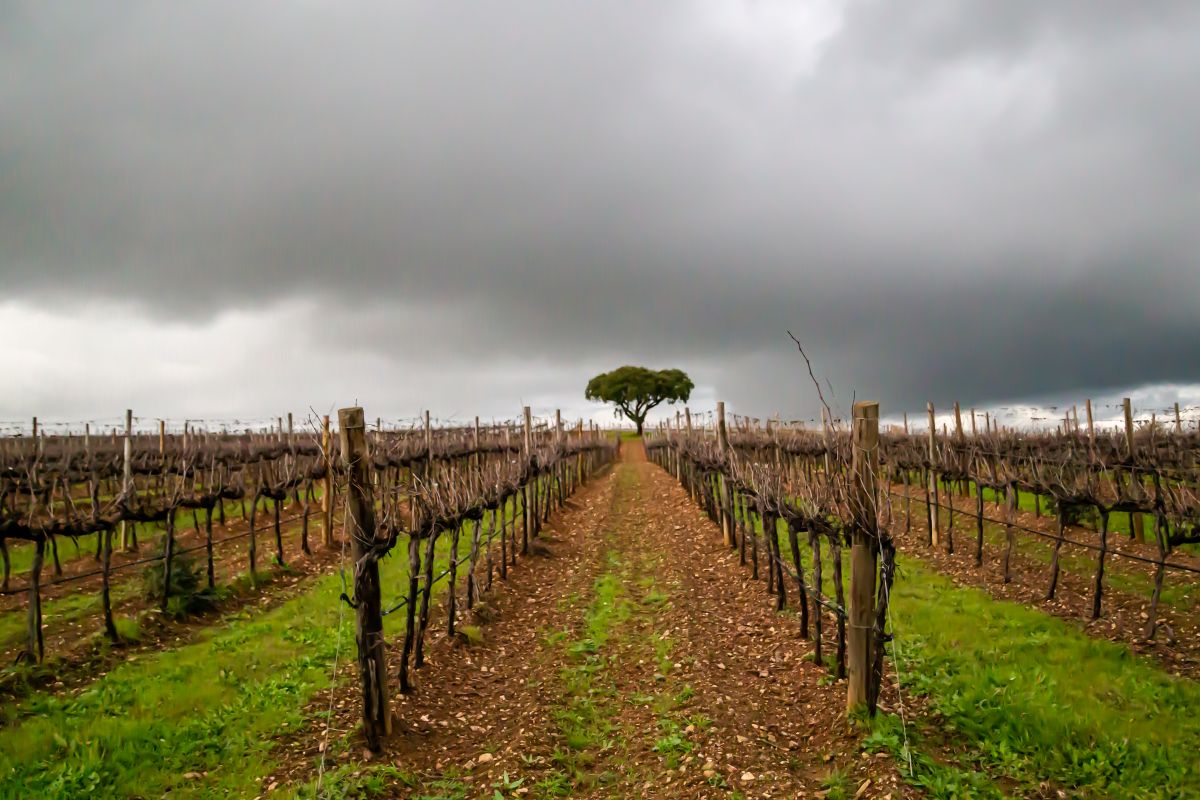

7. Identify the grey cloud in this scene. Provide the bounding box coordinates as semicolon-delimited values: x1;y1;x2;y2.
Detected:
2;1;1200;421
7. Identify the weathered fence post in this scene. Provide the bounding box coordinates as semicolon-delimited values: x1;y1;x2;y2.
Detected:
161;508;176;612
120;409;134;551
523;406;534;550
717;401;734;548
927;402;939;547
684;408;696;502
322;414;334;547
847;401;879;713
338;406;392;751
1124;398;1145;543
1085;398;1096;456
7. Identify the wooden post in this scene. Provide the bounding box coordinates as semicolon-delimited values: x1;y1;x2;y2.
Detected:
25;536;45;663
716;401;733;548
473;415;481;476
338;406;392;750
927;403;939;547
1174;402;1182;434
161;509;175;612
847;401;879;712
1123;398;1145;542
1123;397;1135;458
555;409;564;507
953;402;963;440
321;415;334;547
523;406;533;551
684;408;695;501
1085;399;1096;454
159;419;166;454
120;409;133;551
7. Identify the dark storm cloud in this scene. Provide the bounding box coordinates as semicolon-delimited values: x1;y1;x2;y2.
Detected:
2;0;1199;420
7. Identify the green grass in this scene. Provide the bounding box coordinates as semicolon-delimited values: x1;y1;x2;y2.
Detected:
899;488;1200;612
927;474;1175;543
728;481;1198;618
0;582;139;649
701;471;1200;797
378;490;523;616
3;495;308;579
875;559;1200;798
551;554;629;770
0;567;352;798
291;763;415;799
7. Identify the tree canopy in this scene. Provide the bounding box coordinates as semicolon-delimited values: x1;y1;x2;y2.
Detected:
585;366;693;435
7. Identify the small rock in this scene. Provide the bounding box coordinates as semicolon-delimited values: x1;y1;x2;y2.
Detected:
741;772;755;782
477;752;494;763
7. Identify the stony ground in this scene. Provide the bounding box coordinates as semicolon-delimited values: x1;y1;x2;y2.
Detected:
294;442;905;799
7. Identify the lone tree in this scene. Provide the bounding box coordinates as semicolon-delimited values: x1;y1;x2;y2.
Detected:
585;366;693;435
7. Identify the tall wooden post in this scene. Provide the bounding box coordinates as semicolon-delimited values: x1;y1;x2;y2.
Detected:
322;415;334;547
1123;398;1145;542
1085;399;1096;455
338;406;392;750
1174;402;1182;434
848;401;879;712
473;415;481;494
158;420;166;454
1123;397;1135;458
927;403;939;547
523;406;533;550
120;409;133;551
684;408;695;497
555;409;564;506
716;401;733;547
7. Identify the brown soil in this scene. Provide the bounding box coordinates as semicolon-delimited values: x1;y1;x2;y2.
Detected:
276;442;907;799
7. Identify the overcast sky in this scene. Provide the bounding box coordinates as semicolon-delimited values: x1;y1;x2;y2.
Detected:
3;1;1199;431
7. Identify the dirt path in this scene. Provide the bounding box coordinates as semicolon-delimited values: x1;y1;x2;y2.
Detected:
315;443;903;799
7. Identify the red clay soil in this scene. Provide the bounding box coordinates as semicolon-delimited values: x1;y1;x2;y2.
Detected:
277;442;906;799
888;486;1200;678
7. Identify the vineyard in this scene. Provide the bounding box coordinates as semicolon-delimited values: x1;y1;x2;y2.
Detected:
0;402;1197;798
